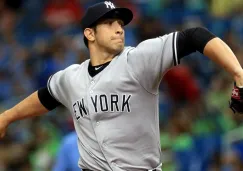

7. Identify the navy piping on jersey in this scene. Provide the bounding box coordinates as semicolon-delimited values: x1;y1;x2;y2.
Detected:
172;32;179;66
47;74;61;103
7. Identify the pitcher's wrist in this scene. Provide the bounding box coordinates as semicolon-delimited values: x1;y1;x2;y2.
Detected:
233;70;243;87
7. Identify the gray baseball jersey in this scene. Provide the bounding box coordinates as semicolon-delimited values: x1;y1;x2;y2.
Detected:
48;32;179;171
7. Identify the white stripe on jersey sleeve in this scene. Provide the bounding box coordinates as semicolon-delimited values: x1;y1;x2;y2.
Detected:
47;74;61;103
172;32;180;66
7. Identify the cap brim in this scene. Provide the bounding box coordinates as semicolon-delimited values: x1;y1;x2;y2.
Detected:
101;8;133;26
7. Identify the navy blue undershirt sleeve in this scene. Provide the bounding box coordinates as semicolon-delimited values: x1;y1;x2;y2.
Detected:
177;27;216;59
38;87;61;111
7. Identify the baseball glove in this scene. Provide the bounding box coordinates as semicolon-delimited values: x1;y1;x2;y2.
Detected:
229;82;243;114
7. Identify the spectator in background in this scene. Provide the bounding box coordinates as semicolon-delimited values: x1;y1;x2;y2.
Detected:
223;31;241;53
208;152;221;171
221;148;243;171
43;0;83;30
29;119;61;171
210;0;243;17
53;131;80;171
162;65;201;105
0;134;30;171
184;0;208;12
136;16;167;43
0;0;36;100
206;72;232;113
114;0;140;26
35;34;83;88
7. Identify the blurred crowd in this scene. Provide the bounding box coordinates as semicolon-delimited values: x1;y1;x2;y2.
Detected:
0;0;243;171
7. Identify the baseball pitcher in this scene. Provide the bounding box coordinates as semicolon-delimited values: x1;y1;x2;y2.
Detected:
0;1;243;171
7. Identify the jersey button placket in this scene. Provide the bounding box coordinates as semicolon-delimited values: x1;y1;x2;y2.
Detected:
111;162;118;169
89;79;95;94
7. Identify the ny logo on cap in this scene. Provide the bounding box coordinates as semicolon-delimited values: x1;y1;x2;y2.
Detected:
104;1;115;9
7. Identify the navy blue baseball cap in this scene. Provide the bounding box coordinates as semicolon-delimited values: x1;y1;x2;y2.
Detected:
81;1;133;47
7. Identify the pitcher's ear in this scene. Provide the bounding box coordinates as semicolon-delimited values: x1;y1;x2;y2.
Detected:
84;28;95;42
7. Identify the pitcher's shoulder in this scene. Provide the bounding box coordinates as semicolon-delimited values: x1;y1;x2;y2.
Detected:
124;46;135;52
121;46;136;56
67;60;90;71
63;61;88;75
